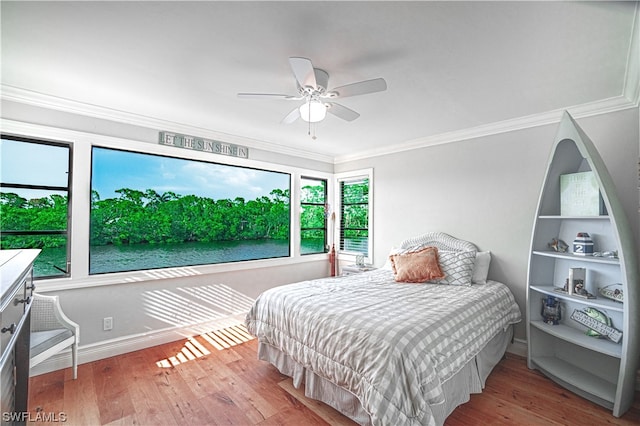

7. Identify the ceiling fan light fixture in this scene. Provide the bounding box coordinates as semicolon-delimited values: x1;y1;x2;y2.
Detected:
299;100;327;123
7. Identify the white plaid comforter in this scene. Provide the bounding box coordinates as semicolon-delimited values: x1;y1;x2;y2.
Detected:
245;269;521;426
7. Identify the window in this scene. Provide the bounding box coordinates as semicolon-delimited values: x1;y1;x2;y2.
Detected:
300;177;327;255
338;172;372;258
90;147;290;274
0;135;72;279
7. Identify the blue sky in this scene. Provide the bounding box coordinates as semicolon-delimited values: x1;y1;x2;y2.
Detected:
91;147;289;201
0;139;289;202
1;139;69;187
1;138;69;200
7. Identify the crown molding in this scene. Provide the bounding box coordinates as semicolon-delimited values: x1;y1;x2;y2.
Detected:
2;85;636;167
333;96;638;164
623;1;640;106
0;85;334;164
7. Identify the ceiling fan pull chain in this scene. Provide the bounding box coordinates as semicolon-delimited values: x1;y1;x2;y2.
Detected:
307;120;318;140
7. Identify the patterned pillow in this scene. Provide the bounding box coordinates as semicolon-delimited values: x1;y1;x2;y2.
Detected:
389;246;445;283
430;250;476;286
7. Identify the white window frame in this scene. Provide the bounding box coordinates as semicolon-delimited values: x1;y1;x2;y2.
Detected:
334;168;373;264
0;119;335;290
300;176;329;255
0;134;73;279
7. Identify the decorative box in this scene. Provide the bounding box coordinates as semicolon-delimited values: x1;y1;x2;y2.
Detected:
573;232;594;256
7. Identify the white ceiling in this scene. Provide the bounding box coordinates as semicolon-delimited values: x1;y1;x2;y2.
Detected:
1;1;638;162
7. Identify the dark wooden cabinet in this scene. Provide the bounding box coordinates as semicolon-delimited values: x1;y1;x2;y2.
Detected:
0;250;39;425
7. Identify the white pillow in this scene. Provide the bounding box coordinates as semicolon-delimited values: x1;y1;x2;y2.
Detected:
430;250;476;286
471;251;491;284
381;247;398;270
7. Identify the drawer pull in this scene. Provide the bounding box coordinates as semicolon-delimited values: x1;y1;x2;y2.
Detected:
1;323;16;334
14;296;31;306
27;283;36;291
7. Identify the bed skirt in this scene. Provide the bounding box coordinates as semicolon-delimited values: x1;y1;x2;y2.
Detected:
257;325;513;426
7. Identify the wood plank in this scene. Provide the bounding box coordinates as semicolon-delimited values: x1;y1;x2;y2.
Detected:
27;369;65;418
495;355;628;418
278;378;358;426
210;370;281;423
28;334;640;425
445;389;567;426
152;361;216;425
448;354;640;426
256;404;330;426
161;338;218;396
91;356;136;424
61;362;101;425
120;347;178;424
198;391;254;425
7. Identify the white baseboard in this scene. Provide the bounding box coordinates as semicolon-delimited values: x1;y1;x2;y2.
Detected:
29;314;247;377
506;337;527;358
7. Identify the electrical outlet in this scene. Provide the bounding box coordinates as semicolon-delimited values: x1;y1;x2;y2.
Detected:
103;317;113;331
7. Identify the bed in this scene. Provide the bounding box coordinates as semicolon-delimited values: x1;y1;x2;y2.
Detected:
245;232;522;425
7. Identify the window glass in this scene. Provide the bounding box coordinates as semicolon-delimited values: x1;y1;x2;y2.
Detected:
339;177;369;256
0;136;71;278
300;177;327;255
90;147;290;274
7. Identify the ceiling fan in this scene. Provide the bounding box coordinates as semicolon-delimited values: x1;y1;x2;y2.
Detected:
238;57;387;130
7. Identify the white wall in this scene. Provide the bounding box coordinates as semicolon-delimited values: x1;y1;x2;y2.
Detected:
3;99;638;372
336;107;640;342
1;100;337;374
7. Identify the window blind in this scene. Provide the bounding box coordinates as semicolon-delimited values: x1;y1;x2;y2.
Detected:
339;178;369;256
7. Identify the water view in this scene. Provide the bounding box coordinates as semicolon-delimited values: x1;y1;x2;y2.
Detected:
27;238;324;277
90;239;291;274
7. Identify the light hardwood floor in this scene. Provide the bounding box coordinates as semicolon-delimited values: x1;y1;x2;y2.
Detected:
28;325;640;425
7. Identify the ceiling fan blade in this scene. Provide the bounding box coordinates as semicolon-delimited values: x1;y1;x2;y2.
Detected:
328;78;387;98
289;57;317;89
281;107;301;124
326;103;360;122
237;93;300;100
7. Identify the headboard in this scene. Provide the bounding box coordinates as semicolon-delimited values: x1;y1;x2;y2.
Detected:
399;232;477;252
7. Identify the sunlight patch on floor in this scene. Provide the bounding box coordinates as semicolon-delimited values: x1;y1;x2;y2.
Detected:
156;323;254;368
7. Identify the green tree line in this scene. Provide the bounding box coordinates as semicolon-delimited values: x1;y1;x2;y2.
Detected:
0;182;369;251
0;192;68;249
300;182;327;241
0;188;292;248
89;188;290;245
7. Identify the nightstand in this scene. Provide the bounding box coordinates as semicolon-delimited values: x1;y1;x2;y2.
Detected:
341;264;376;276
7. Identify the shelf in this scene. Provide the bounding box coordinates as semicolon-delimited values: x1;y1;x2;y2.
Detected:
526;113;639;417
530;285;624;312
538;215;610;220
531;356;617;404
530;321;622;358
532;251;619;265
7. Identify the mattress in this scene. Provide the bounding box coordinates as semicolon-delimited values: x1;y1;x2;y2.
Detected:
246;269;521;426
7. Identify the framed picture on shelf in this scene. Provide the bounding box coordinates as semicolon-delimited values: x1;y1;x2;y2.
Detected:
560;171;605;216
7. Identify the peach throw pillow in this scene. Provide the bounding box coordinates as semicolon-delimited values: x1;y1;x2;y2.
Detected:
389;246;445;283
